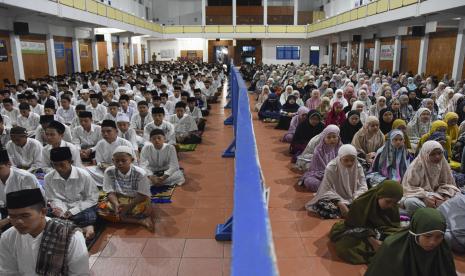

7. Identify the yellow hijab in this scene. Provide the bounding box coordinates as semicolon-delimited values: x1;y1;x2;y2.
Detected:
418;120;451;159
443;112;459;144
387;119;412;149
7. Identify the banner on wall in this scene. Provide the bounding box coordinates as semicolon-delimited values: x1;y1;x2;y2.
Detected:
0;40;7;62
80;44;89;58
21;41;46;54
54;43;65;59
380;44;394;60
160;49;175;59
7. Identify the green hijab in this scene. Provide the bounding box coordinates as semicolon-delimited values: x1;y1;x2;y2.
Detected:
366;208;457;276
345;180;403;229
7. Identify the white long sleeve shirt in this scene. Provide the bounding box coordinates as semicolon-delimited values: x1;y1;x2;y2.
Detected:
6;138;44;172
139;143;180;176
44;166;99;215
86;104;107;123
143;121;176;144
42;141;82;173
94;137;134;166
0;168;40;209
0;218;89;275
16;113;40;134
71;124;102;148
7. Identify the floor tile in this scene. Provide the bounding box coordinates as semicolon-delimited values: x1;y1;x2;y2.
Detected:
277;257;314;276
100;237;148;257
270;220;300;238
183;239;224;258
141;238;186;257
177;258;224;276
90;257;138;276
273;237;307;258
153;219;190;238
223;241;232;258
301;236;332;257
131;258;181;276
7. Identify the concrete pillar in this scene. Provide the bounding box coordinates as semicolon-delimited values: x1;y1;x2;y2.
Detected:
328;43;333;65
335;41;341;65
346;41;352;67
105;34;113;68
358;40;365;70
137;43;142;65
72;37;81;73
418;33;429;75
118;39;125;67
129;37;134;66
45;33;57;76
91;36;99;71
232;0;236;26
9;33;25;82
452;19;465;81
373;38;381;71
263;0;267;25
201;0;206;25
294;0;298;26
393;35;402;73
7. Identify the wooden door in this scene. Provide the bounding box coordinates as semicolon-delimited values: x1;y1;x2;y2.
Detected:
97;42;108;70
0;33;15;86
21;34;49;80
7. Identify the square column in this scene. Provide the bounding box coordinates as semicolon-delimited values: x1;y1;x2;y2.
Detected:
393;35;401;73
45;33;57;76
452;19;465;81
358;40;365;70
294;0;298;26
373;38;381;71
72;37;81;73
91;32;99;71
418;33;429;75
232;0;236;26
118;39;125;67
129;37;134;66
105;34;113;68
328;43;333;65
9;33;25;82
201;0;206;25
263;0;267;25
335;41;341;65
346;41;352;67
137;43;142;65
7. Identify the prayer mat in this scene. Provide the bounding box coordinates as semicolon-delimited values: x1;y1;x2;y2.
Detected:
177;143;197;152
150;185;176;203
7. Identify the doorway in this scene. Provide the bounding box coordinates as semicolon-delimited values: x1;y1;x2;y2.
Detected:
65;49;74;75
310;46;320;66
214;46;229;64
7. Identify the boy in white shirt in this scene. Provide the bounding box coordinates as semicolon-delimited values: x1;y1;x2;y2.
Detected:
6;127;44;172
187;97;206;131
71;111;102;160
168;102;201;144
87;94;106;123
143;107;175;144
27;94;44;116
116;113;138;151
1;99;19;126
44;147;99;239
17;103;40;136
130;101;153;137
103;102;119;122
56;96;75;125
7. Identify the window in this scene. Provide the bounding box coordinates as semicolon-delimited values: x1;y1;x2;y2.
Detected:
276;46;300;60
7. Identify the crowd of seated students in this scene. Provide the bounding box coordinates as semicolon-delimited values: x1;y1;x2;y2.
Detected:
246;62;465;274
0;61;225;274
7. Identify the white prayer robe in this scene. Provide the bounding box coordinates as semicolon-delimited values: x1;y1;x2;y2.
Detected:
130;113;153;133
168;113;198;138
16;113;40;135
71;124;102;148
86;104;107;123
143;121;176;144
6;138;44;172
140;143;185;186
44;166;99;215
42;141;82;173
94;137;134;166
0;218;89;275
56;106;76;125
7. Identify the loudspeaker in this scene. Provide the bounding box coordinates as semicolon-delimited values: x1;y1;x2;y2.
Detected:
95;34;105;42
13;22;29;35
353;35;361;42
412;26;425;36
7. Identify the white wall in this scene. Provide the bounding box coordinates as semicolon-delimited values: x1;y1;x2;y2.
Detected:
148;38;208;61
323;0;353;18
107;0;152;19
261;39;310;65
152;0;201;25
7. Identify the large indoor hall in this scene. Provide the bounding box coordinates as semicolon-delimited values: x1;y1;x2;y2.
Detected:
0;0;465;275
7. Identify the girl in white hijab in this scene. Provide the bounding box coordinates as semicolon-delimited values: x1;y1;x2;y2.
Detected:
330;89;349;108
401;140;460;215
369;96;387;117
352;101;368;125
407;107;432;150
254;85;270;112
306;144;368;219
279;85;293;105
357;89;372;111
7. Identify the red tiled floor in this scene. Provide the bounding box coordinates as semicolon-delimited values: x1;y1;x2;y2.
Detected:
182;239;224;258
89;87;233;275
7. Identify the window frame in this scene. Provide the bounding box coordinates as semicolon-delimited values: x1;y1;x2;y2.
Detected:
276;45;301;60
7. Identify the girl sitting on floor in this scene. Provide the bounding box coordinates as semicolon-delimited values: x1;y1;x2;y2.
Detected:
324;102;346;127
329;180;403;264
282;106;309;143
340;111;363;144
275;95;300;130
290;110;324;155
351;116;385;169
258;93;281;122
305;144;367;219
365;208;457;276
300;125;342;192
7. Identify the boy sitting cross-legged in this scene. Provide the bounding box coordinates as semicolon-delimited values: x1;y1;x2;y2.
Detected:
98;146;155;231
140;129;185;187
44;147;99;240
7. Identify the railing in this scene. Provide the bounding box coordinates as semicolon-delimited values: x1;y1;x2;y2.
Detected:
216;66;278;276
